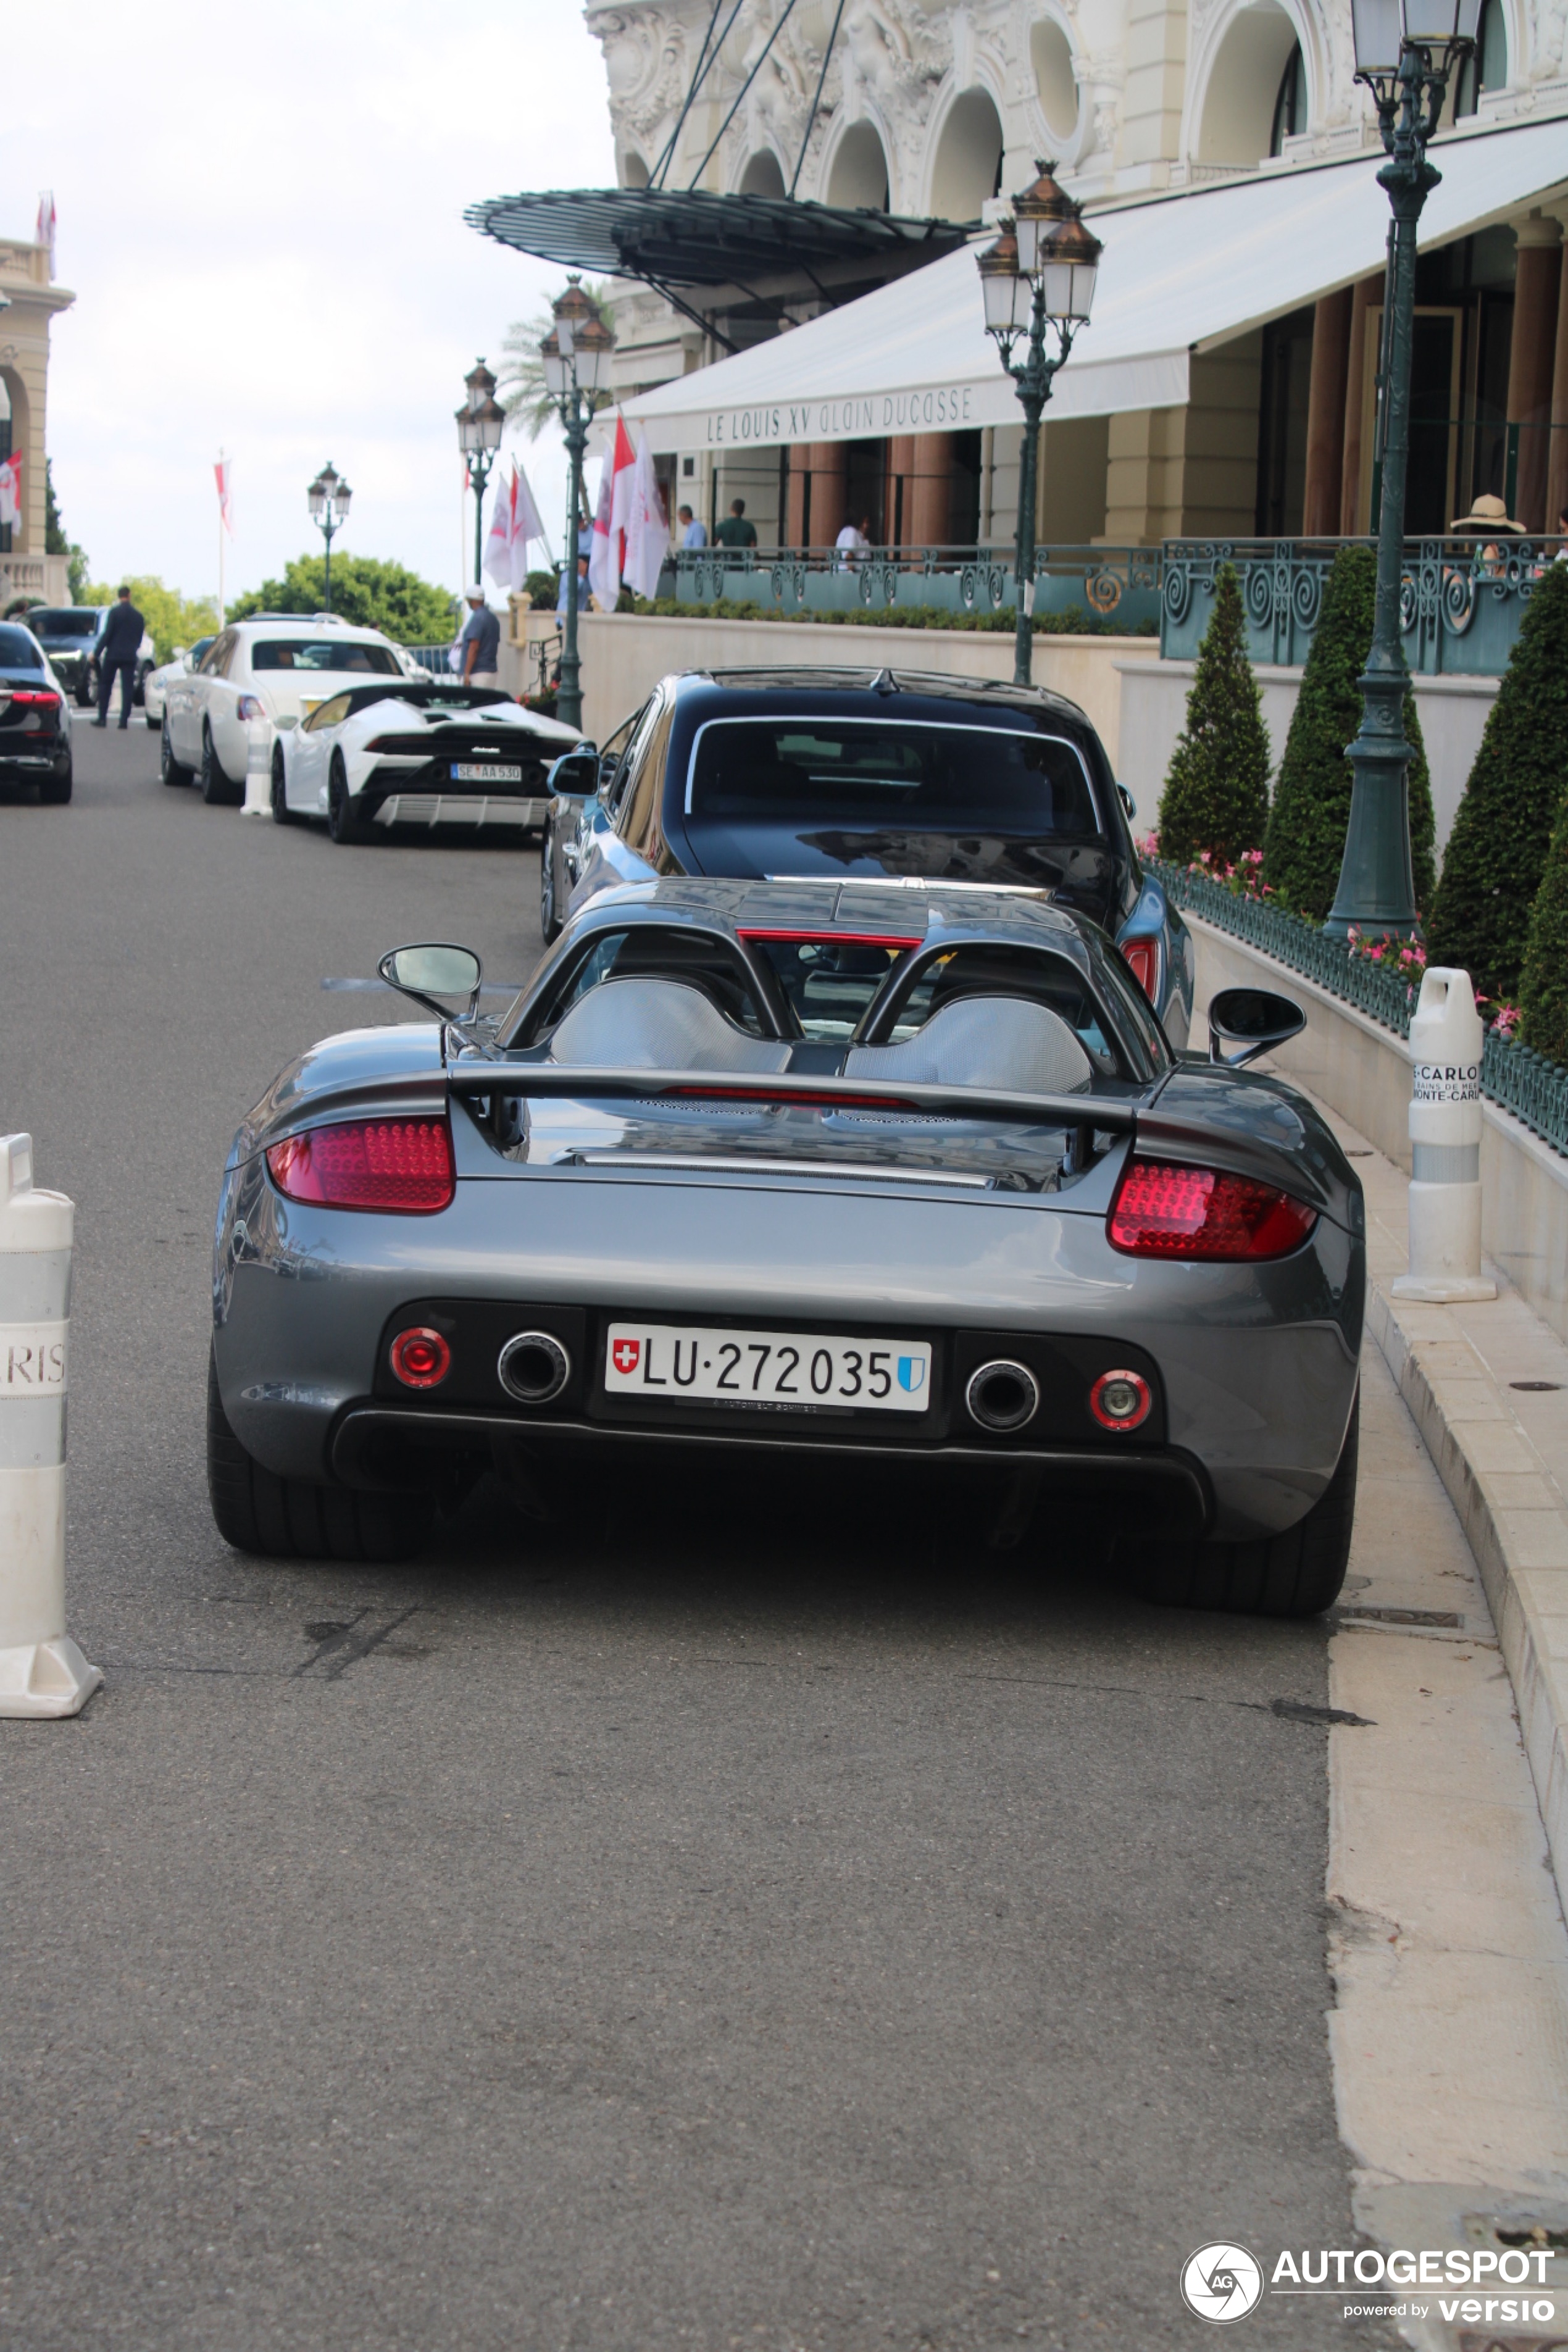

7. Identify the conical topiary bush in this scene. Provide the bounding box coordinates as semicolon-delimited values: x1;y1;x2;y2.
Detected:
1156;564;1270;867
1428;561;1568;1004
1519;783;1568;1064
1262;546;1437;920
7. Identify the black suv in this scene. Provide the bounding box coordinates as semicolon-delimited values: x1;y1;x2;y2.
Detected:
21;607;102;704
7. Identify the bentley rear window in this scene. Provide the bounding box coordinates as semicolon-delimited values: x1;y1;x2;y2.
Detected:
0;626;44;669
251;640;401;675
686;720;1099;835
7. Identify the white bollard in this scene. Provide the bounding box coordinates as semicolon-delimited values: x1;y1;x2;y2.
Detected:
240;717;272;817
0;1135;102;1717
1391;966;1498;1304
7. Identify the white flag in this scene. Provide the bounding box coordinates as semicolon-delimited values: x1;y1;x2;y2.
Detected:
588;413;636;609
0;454;20;532
484;462;551;595
623;431;669;604
35;193;56;282
214;457;235;535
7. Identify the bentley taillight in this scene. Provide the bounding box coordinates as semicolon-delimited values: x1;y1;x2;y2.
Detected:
265;1117;455;1213
10;689;61;709
1108;1157;1316;1261
1120;938;1158;1001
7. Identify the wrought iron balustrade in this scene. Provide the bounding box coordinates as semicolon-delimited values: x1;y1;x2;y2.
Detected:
672;543;1163;631
1160;536;1560;677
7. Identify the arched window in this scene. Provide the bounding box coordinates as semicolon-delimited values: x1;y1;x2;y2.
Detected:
1269;43;1306;152
739;149;786;198
930;88;1005;222
1454;0;1507;113
827;120;890;211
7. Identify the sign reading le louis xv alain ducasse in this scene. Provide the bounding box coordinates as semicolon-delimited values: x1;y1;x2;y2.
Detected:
703;385;977;444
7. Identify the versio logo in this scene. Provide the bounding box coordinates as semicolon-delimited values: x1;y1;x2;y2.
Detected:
1182;2243;1264;2324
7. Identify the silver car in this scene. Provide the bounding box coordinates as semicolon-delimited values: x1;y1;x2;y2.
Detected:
209;878;1362;1617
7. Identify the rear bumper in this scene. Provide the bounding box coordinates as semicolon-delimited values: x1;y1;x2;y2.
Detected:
369;792;547;830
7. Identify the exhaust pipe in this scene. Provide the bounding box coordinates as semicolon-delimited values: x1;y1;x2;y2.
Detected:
498;1330;571;1404
965;1359;1040;1433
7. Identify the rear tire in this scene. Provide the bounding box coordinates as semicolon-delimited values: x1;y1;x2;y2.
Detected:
270;744;301;824
38;761;72;805
201;721;241;807
161;717;192;785
1127;1387;1359;1619
327;754;366;844
207;1351;433;1562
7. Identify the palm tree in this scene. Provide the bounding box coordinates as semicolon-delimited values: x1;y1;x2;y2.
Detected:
497;280;619;441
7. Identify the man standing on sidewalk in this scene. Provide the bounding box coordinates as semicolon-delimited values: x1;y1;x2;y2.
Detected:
458;585;501;689
91;585;144;728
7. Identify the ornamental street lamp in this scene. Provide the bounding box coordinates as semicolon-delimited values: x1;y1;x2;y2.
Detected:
456;358;506;588
978;164;1102;687
307;463;352;615
539;278;615;732
1325;0;1480;940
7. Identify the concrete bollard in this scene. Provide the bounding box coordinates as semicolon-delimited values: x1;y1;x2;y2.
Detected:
1391;966;1498;1304
0;1135;102;1717
241;717;272;817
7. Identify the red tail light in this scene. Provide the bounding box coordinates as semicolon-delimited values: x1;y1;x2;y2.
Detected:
10;689;61;709
265;1117;455;1213
1108;1157;1316;1260
1120;938;1159;1000
389;1327;452;1388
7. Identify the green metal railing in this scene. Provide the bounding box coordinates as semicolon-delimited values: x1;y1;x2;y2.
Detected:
1161;536;1559;675
1154;859;1568;1158
673;543;1163;630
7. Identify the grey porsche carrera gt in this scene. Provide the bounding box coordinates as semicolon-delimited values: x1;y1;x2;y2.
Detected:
209;877;1363;1617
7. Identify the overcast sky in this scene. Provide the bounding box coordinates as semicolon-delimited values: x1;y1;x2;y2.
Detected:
1;0;615;614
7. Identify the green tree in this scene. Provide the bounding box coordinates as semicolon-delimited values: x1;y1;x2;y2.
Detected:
43;459;90;601
227;554;459;644
1428;561;1568;1002
1519;787;1568;1062
496;279;617;441
1156;565;1270;866
79;575;219;662
1263;545;1437;920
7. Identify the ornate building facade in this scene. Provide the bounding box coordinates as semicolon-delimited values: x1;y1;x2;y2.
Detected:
585;0;1568;549
0;234;73;605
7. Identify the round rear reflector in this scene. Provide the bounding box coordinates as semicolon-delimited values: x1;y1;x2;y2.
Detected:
1090;1367;1152;1430
390;1327;452;1389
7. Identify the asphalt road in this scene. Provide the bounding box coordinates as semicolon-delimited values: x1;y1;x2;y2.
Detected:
0;718;1386;2351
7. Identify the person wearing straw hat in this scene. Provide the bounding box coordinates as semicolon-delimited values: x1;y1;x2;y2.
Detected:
1449;491;1527;580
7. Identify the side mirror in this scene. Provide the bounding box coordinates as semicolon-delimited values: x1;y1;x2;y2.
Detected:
548;747;599;800
378;941;483;1023
1208;986;1306;1070
1117;782;1136;820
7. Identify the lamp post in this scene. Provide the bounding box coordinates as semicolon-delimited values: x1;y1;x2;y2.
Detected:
307;464;352;615
455;359;506;588
540;278;616;732
978;164;1102;687
1325;0;1480;940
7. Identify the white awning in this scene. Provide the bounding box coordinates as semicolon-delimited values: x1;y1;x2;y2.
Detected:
618;115;1568;454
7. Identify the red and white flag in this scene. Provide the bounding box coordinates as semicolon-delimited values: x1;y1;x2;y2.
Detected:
35;193;56;282
214;456;234;535
0;454;21;533
483;461;548;594
622;432;669;603
588;412;637;609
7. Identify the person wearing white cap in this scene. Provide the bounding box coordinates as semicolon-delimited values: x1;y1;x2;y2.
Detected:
457;585;502;688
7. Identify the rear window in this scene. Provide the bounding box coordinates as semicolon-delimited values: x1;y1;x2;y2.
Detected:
250;639;401;675
686;719;1100;837
0;626;44;669
30;610;98;638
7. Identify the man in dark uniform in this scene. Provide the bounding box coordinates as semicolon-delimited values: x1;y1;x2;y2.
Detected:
91;585;145;728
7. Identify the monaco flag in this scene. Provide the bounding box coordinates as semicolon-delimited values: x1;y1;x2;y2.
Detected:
214;456;234;535
483;461;548;595
588;412;637;609
622;430;669;603
0;454;20;533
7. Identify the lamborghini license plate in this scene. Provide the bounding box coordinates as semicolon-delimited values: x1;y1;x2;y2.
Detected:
604;1322;932;1411
452;762;523;783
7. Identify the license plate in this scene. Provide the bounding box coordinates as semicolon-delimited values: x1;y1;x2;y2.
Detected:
452;762;523;783
604;1322;932;1412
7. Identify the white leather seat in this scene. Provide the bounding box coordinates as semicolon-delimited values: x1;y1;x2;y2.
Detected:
547;978;791;1074
844;995;1091;1095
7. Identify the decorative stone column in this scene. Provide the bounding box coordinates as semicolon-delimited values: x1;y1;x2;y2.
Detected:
1508;212;1562;533
1340;276;1381;535
1304;288;1354;537
907;433;952;547
807;440;847;549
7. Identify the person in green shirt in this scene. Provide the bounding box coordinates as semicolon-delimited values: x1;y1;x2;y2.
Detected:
714;498;758;553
